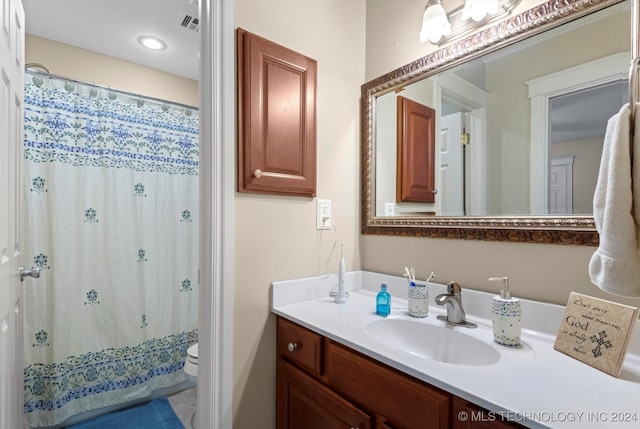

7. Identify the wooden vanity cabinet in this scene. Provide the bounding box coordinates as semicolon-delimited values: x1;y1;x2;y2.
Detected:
277;317;371;428
452;397;525;429
276;316;524;429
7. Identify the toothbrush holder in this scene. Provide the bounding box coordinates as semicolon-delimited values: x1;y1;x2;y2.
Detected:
408;283;429;318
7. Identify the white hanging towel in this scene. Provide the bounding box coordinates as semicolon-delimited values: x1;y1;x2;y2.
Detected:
589;103;640;297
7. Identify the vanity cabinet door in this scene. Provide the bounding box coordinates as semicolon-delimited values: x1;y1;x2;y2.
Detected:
325;340;450;429
277;360;371;429
452;397;525;429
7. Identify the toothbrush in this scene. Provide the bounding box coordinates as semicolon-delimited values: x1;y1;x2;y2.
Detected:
403;266;416;286
335;242;346;303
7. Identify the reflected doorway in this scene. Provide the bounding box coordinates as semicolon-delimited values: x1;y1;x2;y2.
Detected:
528;51;629;215
548;80;627;214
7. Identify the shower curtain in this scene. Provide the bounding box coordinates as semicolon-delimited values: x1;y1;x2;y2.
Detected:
21;71;199;428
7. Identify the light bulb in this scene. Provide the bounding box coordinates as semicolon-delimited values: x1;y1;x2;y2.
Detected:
461;0;500;22
137;35;167;51
419;1;451;44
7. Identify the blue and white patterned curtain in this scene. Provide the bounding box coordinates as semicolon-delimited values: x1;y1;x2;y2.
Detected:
22;71;199;428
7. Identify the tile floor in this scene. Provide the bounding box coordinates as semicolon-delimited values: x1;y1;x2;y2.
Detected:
167;387;197;429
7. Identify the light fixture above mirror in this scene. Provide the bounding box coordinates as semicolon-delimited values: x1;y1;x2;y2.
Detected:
419;0;522;45
419;0;451;44
461;0;500;22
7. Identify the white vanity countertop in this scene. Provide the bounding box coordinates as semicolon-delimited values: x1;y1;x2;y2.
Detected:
271;271;640;429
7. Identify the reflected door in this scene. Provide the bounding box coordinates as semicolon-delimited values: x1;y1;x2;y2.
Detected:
440;112;464;215
549;155;575;214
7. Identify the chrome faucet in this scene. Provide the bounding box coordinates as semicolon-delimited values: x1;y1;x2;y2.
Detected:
435;281;477;328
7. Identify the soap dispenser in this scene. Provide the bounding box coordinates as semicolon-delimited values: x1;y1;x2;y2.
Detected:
489;277;521;346
376;283;391;317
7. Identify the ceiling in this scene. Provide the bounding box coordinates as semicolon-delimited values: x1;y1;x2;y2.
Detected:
22;0;200;81
549;80;627;145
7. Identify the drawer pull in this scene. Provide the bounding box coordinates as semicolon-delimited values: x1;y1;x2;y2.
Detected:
254;169;263;178
287;342;298;352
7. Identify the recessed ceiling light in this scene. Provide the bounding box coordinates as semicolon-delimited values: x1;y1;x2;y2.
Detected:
137;35;167;51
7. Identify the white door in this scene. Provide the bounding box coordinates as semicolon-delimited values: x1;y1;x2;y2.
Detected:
549;155;575;215
0;0;25;428
440;112;464;215
466;108;487;215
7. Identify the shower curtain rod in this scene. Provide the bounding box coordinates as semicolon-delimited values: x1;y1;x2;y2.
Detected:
25;67;198;111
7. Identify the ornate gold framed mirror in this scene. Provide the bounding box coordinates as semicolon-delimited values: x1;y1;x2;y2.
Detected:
362;0;629;245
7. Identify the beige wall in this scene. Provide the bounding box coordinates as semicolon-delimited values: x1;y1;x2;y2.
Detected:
25;35;198;107
363;0;640;309
234;1;365;428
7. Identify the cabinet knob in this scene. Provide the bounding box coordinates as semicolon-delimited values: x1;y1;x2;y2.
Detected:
287;342;298;352
253;169;263;178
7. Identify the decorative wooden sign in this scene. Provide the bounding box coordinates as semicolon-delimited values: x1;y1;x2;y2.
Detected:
554;292;638;377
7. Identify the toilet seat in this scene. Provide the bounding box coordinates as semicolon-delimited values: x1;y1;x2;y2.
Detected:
184;343;198;385
187;343;198;364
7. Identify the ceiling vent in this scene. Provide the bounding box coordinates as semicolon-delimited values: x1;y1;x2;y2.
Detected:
178;10;199;32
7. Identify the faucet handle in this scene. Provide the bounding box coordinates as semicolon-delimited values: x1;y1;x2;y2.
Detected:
447;281;461;295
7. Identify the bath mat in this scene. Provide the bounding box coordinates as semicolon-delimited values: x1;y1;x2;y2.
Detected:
66;397;184;429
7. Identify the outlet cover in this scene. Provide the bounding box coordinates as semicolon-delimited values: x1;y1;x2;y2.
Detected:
316;199;331;230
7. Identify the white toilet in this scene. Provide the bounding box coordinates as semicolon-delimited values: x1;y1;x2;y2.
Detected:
184;343;198;385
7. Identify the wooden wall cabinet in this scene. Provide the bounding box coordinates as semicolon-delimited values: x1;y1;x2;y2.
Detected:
276;316;525;429
237;28;317;197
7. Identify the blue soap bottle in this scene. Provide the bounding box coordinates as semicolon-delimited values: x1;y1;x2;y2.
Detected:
376;283;391;317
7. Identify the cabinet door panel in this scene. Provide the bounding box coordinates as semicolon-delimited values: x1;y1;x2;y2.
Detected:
326;341;449;429
277;360;371;429
397;95;436;203
237;28;317;197
452;397;525;429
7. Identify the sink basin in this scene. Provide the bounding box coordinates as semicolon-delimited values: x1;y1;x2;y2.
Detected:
365;318;501;366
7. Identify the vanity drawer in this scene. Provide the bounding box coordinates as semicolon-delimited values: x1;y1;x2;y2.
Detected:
277;317;323;376
325;340;450;429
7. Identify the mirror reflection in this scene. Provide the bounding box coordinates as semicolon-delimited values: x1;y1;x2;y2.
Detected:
374;1;629;218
